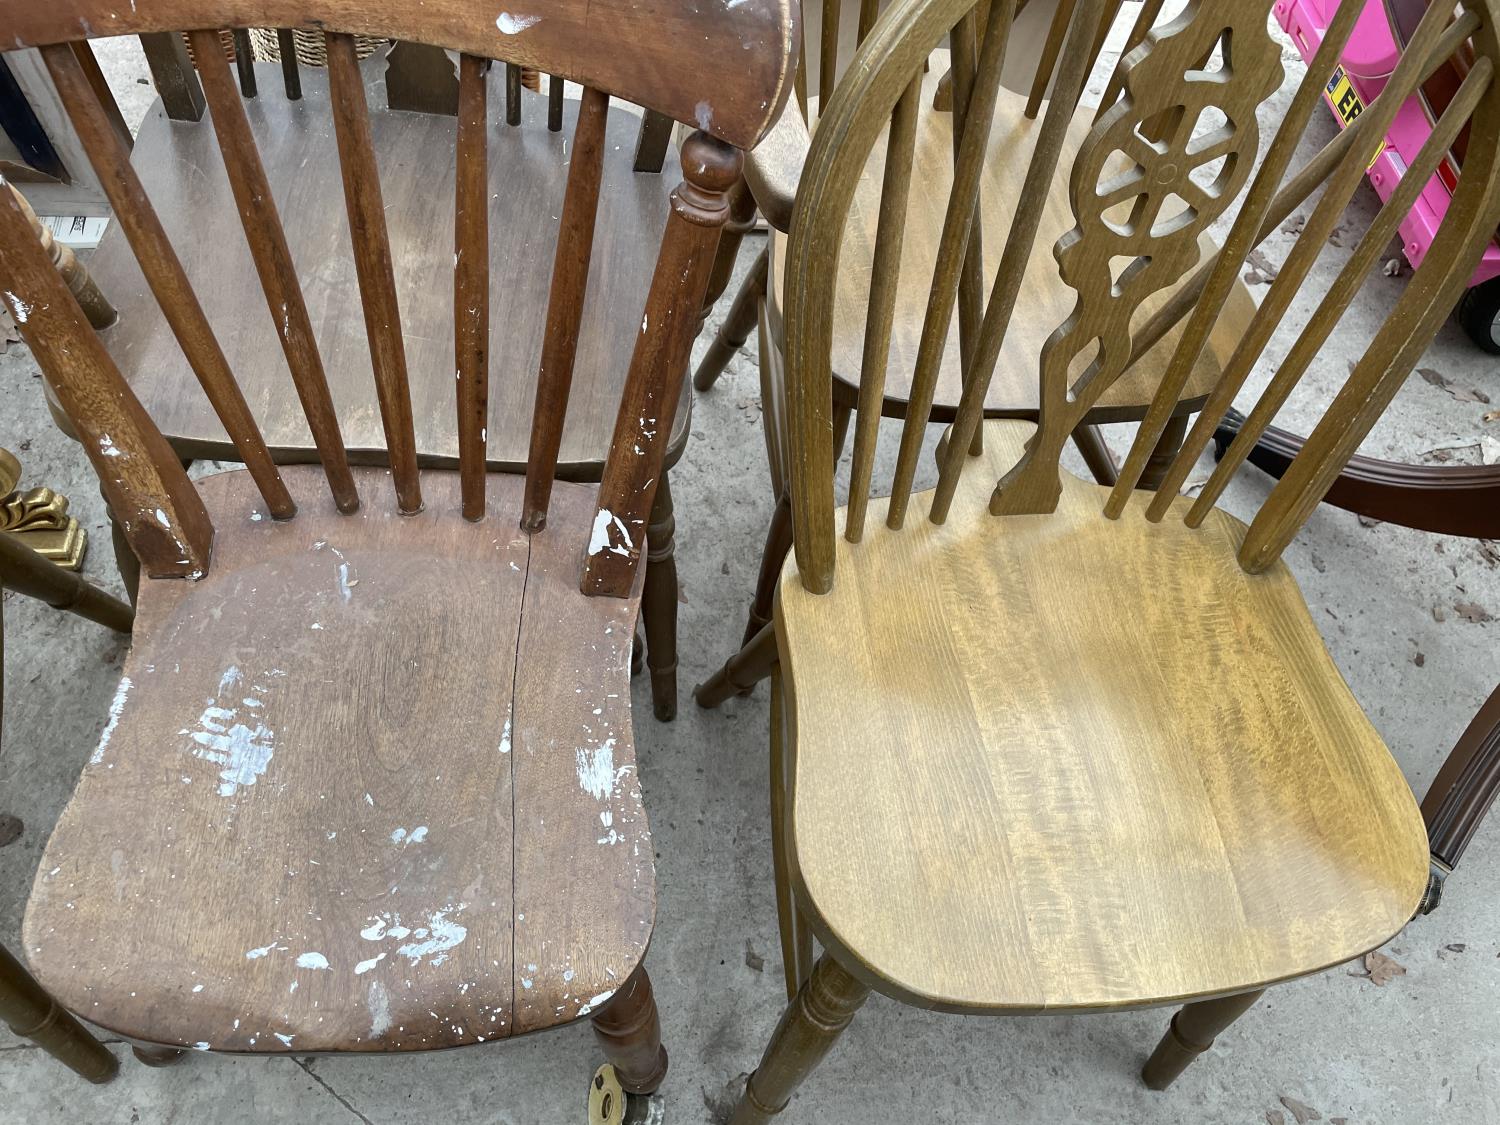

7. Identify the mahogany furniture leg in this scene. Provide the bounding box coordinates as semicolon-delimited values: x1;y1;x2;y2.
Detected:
1138;413;1190;492
729;953;870;1125
1141;989;1264;1090
590;964;669;1095
1420;680;1500;912
1071;422;1119;486
102;492;140;606
741;492;792;648
694;243;768;393
0;942;117;1083
695;618;777;709
130;1042;186;1068
642;473;679;721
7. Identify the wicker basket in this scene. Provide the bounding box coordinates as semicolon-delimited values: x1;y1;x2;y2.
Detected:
247;28;386;66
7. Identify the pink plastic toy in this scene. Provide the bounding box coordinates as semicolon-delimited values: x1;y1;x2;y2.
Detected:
1274;0;1500;351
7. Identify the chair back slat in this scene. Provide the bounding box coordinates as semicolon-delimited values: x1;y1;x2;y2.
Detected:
138;31;204;121
548;73;564;131
189;29;360;514
276;29;303;99
858;0;883;44
1132;0;1477;521
41;41;296;521
506;62;522;126
581;134;744;597
325;30;422;514
928;0;1102;523
947;5;987;417
845;71;922;541
1184;58;1493;526
0;182;213;577
884;0;1023;529
1102;0;1365;515
231;29;258;97
819;0;843;108
522;86;611;532
454;53;490;522
634;109;675;173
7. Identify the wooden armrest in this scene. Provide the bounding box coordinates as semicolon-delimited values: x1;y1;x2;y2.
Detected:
744;100;810;233
1422;682;1500;886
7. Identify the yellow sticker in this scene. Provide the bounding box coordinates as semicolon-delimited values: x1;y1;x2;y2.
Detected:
1325;65;1386;168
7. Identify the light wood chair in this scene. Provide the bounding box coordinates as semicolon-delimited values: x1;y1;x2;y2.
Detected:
46;23;688;718
0;0;794;1103
690;0;1262;702
0;532;132;1085
718;0;1500;1119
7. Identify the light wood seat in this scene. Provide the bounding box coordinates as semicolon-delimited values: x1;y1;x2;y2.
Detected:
23;466;654;1052
86;66;690;472
763;76;1250;422
777;421;1428;1012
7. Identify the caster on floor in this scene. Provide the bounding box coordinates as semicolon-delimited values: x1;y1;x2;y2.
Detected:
589;1064;664;1125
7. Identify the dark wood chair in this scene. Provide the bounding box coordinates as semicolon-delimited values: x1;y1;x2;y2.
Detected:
44;25;694;718
690;0;1266;706
0;0;794;1104
0;532;132;1085
710;0;1500;1119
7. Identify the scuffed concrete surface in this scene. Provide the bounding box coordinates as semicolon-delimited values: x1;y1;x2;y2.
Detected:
0;16;1498;1124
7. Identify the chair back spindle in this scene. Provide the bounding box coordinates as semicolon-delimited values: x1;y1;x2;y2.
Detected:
0;2;793;596
781;0;1500;593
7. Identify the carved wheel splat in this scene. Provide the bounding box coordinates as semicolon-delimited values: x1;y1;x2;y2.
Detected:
990;0;1283;515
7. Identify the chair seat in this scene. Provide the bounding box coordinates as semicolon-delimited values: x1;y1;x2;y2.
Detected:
776;421;1429;1012
765;77;1256;422
86;64;689;473
23;467;653;1052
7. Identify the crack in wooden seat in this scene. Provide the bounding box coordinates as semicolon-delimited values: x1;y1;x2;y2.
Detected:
23;466;652;1052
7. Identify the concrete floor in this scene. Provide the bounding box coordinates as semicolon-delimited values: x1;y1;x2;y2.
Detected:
3;22;1500;1125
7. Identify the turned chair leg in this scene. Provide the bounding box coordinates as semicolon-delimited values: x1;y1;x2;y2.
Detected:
1071;423;1119;486
1141;989;1264;1090
695;245;769;393
641;474;679;722
1138;413;1190;492
590;964;669;1096
730;953;870;1125
696;620;779;710
0;943;118;1083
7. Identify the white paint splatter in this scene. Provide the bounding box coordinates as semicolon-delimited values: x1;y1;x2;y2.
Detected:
368;980;392;1038
273;1033;295;1047
217;666;243;694
695;101;713;130
192;984;205;993
395;907;468;967
245;942;284;960
575;737;618;800
192;1041;211;1052
577;989;615;1016
354;953;386;975
98;434;123;458
498;716;512;755
587;509;634;558
390;826;429;846
189;687;275;798
90;676;132;764
295;952;330;970
496;11;541;33
337;561;354;603
5;291;31;323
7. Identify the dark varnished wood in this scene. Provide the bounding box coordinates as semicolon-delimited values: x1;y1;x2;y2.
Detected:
524;86;611;531
138;32;203;122
42;41;296;522
590;965;668;1095
188;38;360;514
1141;990;1264;1090
2;0;799;152
1424;682;1500;873
506;63;522;127
0;942;117;1083
383;40;457;116
581;132;742;597
85;69;690;478
693;244;767;393
454;54;489;521
633;110;674;174
326;31;422;514
277;29;303;100
23;466;654;1053
0;531;132;632
0;181;212;578
232;29;258;98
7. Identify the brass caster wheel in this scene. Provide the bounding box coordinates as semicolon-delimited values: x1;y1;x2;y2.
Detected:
588;1065;664;1125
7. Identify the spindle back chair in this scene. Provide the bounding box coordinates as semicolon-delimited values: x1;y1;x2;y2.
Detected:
0;0;795;1092
726;0;1500;1120
691;0;1253;706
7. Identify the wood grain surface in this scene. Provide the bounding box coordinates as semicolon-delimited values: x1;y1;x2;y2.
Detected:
85;64;692;476
0;0;798;151
23;466;653;1052
776;420;1429;1012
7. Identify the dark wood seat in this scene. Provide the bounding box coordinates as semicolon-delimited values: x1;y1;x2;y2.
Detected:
23;466;653;1052
86;66;689;474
